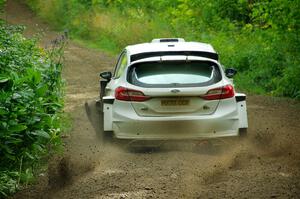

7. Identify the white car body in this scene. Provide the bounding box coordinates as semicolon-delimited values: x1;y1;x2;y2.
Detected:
100;38;248;140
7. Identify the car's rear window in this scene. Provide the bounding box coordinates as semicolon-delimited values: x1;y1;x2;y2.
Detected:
127;61;221;87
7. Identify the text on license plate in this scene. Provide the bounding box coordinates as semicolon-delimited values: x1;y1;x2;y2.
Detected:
161;99;190;106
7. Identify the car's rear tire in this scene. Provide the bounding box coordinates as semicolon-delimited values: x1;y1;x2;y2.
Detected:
239;128;248;137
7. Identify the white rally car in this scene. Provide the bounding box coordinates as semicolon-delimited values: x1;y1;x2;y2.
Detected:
98;38;248;141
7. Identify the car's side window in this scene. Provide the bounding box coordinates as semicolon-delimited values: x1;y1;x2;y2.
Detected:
114;51;128;79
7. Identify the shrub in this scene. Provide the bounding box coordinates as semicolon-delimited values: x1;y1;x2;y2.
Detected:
0;22;66;197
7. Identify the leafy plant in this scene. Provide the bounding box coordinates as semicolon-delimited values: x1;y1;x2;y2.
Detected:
0;0;5;12
0;21;67;197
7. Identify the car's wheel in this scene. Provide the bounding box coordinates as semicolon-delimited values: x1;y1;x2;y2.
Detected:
239;128;248;137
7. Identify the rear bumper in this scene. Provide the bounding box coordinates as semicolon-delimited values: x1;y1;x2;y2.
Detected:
111;99;239;140
113;120;238;140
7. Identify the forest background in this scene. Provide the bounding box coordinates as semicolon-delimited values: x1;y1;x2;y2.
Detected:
26;0;300;98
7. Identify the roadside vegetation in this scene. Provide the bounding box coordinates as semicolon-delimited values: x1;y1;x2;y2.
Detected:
25;0;300;98
0;0;66;196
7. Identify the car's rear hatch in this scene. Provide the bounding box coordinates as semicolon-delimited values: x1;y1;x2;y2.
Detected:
125;60;224;117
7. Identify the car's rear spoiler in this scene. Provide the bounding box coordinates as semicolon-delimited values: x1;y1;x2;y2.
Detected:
130;51;219;62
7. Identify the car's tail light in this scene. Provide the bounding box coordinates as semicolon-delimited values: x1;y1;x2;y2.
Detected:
115;87;150;102
201;85;235;100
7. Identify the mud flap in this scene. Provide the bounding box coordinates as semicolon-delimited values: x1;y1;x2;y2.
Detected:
236;93;248;128
103;96;114;131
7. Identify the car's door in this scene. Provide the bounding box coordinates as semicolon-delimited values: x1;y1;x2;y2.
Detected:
105;50;128;96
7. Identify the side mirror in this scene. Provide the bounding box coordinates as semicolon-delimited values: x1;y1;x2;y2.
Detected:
225;68;237;78
100;71;112;80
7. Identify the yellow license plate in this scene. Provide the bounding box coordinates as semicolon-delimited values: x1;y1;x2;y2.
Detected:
161;99;190;106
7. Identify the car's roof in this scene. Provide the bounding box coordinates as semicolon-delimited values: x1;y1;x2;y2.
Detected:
126;41;217;55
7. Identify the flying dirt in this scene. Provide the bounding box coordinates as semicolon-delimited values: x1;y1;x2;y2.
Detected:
5;0;300;198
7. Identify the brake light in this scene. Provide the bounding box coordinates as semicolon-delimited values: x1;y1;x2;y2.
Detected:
202;85;235;100
115;87;150;102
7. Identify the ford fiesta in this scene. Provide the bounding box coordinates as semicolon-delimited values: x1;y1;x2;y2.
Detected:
98;38;248;141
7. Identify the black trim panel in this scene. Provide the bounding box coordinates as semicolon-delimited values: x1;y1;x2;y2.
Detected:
236;95;246;102
131;51;219;62
100;80;108;100
103;98;114;104
160;39;180;42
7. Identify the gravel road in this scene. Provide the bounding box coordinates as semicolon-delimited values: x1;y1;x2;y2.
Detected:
5;1;300;198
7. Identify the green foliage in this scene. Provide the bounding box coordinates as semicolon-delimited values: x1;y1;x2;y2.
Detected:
25;0;300;98
0;0;5;13
0;22;66;197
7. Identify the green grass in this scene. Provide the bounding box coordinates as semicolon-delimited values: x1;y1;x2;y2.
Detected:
72;36;119;55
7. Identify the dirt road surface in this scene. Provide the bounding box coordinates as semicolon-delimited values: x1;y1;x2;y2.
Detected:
4;1;300;198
